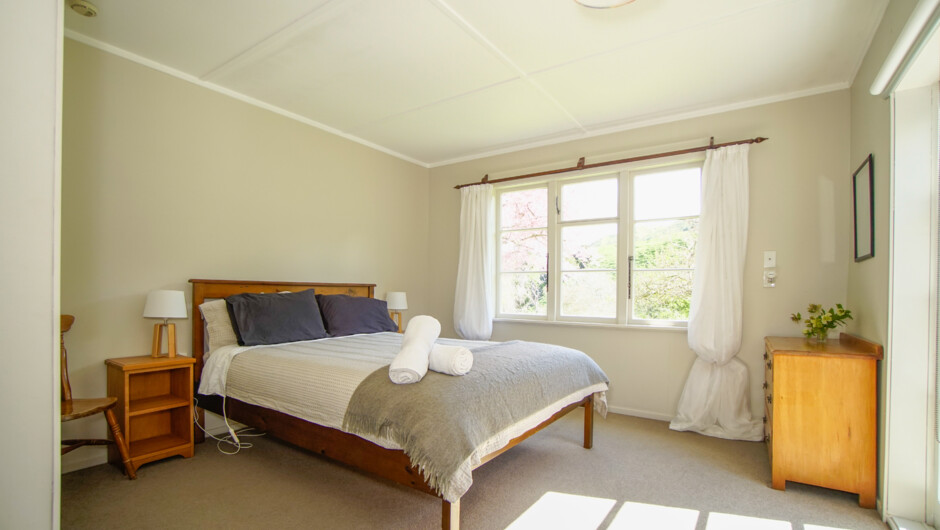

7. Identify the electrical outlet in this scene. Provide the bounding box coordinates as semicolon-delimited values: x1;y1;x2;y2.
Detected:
763;269;777;288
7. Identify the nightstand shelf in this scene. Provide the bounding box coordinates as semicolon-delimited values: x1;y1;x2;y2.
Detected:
128;394;190;416
129;434;191;459
106;355;196;474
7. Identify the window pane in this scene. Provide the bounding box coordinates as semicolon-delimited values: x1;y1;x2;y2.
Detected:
501;188;548;230
634;168;701;221
561;178;618;221
634;219;698;269
561;271;616;318
501;229;547;272
500;273;548;315
561;223;617;271
632;270;693;321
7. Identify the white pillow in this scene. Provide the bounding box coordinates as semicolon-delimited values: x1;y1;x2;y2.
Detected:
199;299;238;352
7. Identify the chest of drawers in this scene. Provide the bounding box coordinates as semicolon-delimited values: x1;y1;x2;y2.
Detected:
764;334;882;508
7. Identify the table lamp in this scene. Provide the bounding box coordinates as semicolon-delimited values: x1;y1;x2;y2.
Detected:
143;290;187;358
386;292;408;333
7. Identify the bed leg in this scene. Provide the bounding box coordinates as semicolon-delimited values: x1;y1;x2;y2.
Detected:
583;394;594;449
442;498;460;530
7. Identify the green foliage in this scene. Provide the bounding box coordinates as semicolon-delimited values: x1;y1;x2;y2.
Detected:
502;273;548;315
790;303;852;340
632;219;697;321
634;219;697;269
633;271;692;320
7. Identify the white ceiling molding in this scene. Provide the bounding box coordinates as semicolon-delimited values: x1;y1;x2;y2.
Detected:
64;30;429;168
428;80;850;168
65;0;889;167
427;0;587;134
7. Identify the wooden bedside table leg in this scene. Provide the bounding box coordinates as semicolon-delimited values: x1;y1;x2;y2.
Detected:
105;407;136;480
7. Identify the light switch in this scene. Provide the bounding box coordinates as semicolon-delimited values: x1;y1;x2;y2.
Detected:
763;250;776;268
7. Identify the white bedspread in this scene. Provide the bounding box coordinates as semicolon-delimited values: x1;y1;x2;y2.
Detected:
199;333;491;433
198;332;608;457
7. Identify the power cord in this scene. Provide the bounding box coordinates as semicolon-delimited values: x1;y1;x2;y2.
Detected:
193;396;265;455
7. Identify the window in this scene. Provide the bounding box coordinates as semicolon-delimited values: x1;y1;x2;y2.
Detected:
630;167;701;324
499;187;548;315
495;158;702;327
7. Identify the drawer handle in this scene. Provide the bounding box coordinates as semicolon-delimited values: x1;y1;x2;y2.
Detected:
766;394;772;404
762;381;768;389
762;415;767;424
763;352;768;360
766;361;772;370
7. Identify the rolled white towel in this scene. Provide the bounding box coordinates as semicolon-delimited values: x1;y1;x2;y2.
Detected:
389;315;441;384
429;344;473;376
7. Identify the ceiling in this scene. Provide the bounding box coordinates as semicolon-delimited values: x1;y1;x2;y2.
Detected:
64;0;888;167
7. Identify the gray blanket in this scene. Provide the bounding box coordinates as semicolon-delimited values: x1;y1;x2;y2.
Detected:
342;340;609;502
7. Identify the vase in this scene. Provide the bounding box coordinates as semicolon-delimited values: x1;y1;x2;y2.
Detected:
808;331;828;343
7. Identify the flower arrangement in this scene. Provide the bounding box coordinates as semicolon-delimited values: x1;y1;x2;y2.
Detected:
790;303;853;342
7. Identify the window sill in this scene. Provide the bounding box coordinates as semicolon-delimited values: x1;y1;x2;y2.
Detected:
493;318;687;332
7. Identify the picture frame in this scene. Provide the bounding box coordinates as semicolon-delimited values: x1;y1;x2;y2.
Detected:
852;154;874;262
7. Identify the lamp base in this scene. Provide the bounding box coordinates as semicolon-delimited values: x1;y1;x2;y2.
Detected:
151;322;177;358
390;311;402;333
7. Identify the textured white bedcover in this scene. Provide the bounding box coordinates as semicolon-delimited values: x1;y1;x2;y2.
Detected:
198;332;607;454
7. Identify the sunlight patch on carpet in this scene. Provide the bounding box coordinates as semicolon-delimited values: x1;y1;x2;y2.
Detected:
507;492;615;530
607;501;700;529
706;512;793;530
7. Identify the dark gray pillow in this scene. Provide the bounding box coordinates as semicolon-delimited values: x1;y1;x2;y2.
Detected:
225;290;328;346
316;294;398;337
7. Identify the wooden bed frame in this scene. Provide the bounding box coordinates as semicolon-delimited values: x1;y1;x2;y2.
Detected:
189;278;595;530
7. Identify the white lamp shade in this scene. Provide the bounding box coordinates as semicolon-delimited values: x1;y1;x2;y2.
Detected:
143;290;188;319
386;292;408;311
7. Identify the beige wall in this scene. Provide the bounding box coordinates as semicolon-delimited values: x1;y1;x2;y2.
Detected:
429;91;853;420
61;39;430;470
848;0;914;347
847;0;917;512
1;2;61;527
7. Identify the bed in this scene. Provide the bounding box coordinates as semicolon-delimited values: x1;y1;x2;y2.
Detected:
190;278;608;529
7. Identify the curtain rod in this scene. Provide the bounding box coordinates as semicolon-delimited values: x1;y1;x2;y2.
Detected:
454;136;769;190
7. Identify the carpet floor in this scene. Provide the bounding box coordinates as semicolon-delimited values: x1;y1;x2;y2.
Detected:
62;413;886;529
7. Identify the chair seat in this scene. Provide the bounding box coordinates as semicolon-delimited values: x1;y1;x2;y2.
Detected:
61;397;117;421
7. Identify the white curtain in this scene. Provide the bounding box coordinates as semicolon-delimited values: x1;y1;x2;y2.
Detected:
454;184;495;340
669;144;763;441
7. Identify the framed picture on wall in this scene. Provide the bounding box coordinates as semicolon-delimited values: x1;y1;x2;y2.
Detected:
853;154;874;262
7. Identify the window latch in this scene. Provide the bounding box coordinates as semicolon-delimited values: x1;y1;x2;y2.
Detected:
555;195;560;215
628;256;633;299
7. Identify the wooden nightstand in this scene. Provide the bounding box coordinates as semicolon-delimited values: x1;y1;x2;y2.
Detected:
106;355;196;474
763;333;882;508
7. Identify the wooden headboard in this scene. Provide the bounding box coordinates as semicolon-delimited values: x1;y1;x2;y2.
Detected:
188;279;375;381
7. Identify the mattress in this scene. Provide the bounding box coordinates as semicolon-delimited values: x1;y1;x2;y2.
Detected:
199;332;607;454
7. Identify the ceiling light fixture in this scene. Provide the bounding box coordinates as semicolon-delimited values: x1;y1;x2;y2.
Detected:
69;0;98;17
573;0;636;8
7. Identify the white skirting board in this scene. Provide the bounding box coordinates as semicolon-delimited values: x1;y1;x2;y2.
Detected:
607;406;674;423
888;516;935;530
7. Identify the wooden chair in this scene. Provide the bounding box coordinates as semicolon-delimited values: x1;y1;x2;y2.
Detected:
60;315;136;479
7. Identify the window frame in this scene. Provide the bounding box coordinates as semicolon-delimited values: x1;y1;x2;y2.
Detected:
494;153;704;328
495;181;551;320
626;161;703;328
